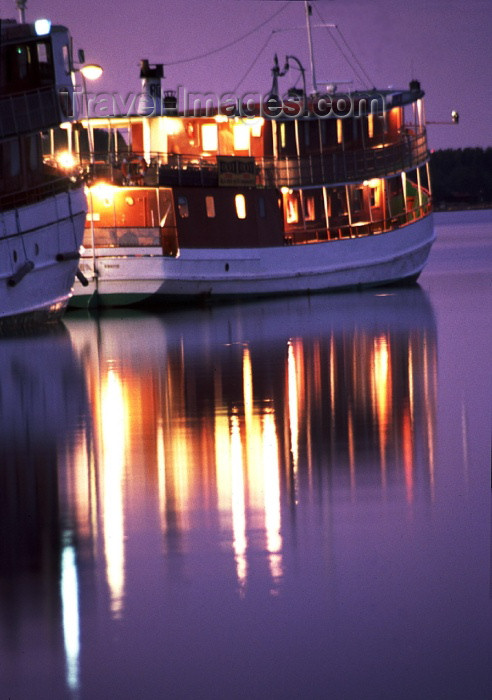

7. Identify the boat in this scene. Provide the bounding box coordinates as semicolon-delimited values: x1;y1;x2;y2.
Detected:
0;3;86;324
60;2;434;307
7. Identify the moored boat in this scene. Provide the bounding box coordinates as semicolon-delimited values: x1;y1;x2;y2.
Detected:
0;4;86;324
58;2;434;308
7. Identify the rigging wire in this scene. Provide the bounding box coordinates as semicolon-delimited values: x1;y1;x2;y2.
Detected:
233;31;274;94
335;26;374;88
313;3;374;89
165;2;290;67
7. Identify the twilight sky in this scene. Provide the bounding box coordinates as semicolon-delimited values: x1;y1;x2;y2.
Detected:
5;0;491;150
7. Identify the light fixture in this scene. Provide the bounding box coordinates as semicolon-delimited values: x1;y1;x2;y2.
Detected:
57;151;77;169
34;18;51;36
80;64;103;81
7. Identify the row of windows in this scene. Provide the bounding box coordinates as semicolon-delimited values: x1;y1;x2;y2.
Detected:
177;194;267;220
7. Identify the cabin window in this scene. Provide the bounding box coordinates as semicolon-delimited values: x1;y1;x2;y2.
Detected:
336;119;343;144
352;188;364;212
29;134;40;171
286;196;299;224
370;186;380;207
16;45;30;80
37;43;48;63
235;194;246;219
280;123;286;149
304;195;316;221
367;113;374;139
233;124;250;151
205;196;215;218
9;140;21;177
304;121;310;147
201;124;218;151
62;44;71;75
177;196;189;218
258;196;266;218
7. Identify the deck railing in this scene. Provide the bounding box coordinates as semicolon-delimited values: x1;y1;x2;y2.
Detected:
0;86;61;139
0;173;83;213
81;130;429;189
285;201;433;245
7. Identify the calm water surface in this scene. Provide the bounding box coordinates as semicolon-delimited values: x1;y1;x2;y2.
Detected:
1;211;491;699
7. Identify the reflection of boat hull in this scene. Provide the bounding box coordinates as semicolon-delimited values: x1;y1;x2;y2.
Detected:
71;214;434;307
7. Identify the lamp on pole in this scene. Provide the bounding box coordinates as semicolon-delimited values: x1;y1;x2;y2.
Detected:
74;63;103;294
78;64;103;167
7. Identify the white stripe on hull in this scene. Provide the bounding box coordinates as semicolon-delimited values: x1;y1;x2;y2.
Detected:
72;214;434;307
0;188;87;322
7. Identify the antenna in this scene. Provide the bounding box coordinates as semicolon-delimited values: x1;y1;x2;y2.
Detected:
304;2;317;94
16;0;27;23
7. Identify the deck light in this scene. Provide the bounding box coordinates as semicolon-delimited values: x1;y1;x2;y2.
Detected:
80;64;103;81
34;18;51;36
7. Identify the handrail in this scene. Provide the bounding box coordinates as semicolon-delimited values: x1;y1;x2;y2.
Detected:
286;201;433;245
0;86;60;139
80;130;429;189
0;174;84;212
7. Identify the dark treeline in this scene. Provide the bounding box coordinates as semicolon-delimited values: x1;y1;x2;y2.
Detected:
430;148;492;208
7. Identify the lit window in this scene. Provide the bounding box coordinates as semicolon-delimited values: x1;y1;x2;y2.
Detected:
367;113;374;139
201;123;218;151
304;195;315;221
337;119;343;144
280;123;286;149
370;186;379;207
178;196;189;218
235;194;246;219
233;124;250;151
205;196;215;218
286;196;298;224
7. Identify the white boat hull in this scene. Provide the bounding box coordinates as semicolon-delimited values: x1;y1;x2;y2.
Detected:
0;188;87;323
72;213;434;307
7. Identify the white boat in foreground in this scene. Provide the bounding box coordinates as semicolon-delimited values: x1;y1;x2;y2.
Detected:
0;8;86;324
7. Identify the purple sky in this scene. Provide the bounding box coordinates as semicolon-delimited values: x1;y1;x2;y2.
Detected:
8;0;492;150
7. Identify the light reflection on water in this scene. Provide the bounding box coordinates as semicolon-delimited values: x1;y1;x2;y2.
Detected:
1;213;491;698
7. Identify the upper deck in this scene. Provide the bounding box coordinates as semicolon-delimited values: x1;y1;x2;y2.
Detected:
0;19;75;138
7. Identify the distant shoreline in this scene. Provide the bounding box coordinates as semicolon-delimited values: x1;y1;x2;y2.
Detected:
433;202;492;212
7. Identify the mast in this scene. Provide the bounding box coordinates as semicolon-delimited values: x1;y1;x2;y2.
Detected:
304;1;317;95
16;0;27;23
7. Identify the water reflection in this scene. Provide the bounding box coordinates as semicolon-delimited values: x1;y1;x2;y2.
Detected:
64;287;436;606
0;325;89;696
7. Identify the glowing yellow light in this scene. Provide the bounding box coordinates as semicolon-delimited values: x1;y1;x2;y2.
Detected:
90;183;115;203
57;151;77;169
201;123;218;151
101;369;126;618
280;186;290;195
80;64;103;81
164;118;182;135
233;123;250;151
363;178;380;187
235;194;246;219
247;117;264;137
214;114;229;123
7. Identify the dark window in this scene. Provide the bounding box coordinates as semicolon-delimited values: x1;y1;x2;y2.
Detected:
177;196;189;218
